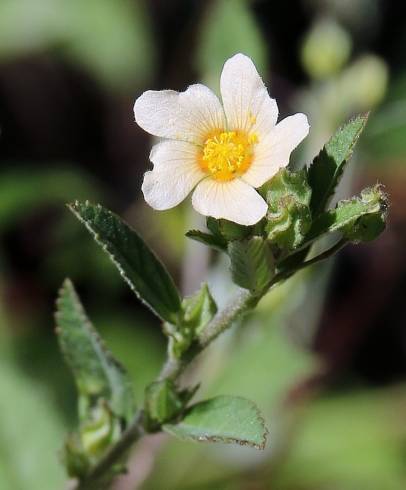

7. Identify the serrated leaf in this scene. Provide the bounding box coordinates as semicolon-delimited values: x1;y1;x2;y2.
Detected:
308;114;369;216
186;229;227;252
278;185;388;276
307;184;388;243
228;237;274;294
182;283;217;334
69;201;181;323
163;396;267;449
55;279;134;424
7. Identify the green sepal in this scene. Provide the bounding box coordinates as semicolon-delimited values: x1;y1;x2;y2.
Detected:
163;395;268;450
186;218;264;253
55;279;135;425
144;380;183;429
68;201;181;324
308;113;369;217
207;217;254;241
263;169;312;251
228;237;274;294
182;283;217;335
163;285;217;359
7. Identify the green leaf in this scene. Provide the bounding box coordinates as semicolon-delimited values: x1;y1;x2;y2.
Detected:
165;282;216;358
144;380;183;427
185;229;227;252
308;114;369;216
182;283;217;334
207;217;253;241
263;169;312;251
228;237;274;294
55;278;134;424
307;184;388;243
69;201;181;323
163;396;268;449
186;219;258;252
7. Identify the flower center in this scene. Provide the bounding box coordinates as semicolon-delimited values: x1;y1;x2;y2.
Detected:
200;130;258;181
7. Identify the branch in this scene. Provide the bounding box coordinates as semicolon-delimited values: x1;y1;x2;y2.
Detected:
72;238;347;489
274;238;348;283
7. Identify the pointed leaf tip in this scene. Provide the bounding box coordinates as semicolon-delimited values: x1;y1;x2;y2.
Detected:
308;114;369;216
68;201;181;323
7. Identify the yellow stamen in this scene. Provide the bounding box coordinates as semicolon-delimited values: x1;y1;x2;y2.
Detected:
199;130;258;182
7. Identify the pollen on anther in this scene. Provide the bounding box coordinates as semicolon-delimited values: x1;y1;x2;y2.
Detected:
200;129;258;182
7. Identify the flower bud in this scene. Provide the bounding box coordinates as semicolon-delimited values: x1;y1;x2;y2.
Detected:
301;18;352;79
342;185;388;243
264;169;312;251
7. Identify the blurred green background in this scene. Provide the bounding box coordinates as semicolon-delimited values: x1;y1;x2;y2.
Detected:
1;0;406;489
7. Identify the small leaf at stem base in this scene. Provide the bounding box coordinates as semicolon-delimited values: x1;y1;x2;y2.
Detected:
228;237;274;294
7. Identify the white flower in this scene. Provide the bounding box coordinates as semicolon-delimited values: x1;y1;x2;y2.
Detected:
134;53;309;226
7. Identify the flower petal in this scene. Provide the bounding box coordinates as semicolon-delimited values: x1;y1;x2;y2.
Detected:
192;178;267;225
142;140;206;210
134;84;226;144
220;53;278;136
242;113;310;187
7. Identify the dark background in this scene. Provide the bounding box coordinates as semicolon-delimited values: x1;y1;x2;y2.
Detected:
1;1;406;489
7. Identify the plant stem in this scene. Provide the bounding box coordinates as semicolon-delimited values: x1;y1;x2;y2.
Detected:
73;411;144;490
73;238;346;489
198;288;257;347
158;356;184;381
72;289;257;489
273;237;348;283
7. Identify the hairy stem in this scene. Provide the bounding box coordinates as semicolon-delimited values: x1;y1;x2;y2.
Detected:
198;288;257;347
274;238;348;283
72;289;257;489
73;238;346;489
